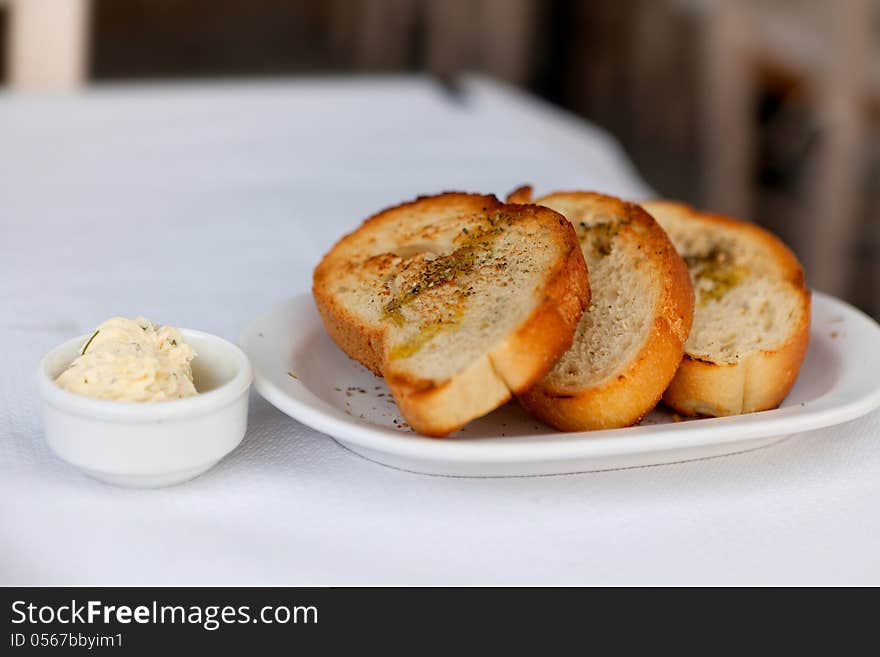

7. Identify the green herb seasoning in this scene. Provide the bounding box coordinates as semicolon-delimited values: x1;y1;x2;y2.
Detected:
80;329;100;355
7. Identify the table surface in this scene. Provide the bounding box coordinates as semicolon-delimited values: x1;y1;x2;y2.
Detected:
2;75;878;585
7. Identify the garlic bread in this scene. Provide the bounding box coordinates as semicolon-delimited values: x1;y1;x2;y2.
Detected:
513;189;694;431
641;200;810;417
313;192;590;436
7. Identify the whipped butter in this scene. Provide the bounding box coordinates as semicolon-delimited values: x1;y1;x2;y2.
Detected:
55;316;198;402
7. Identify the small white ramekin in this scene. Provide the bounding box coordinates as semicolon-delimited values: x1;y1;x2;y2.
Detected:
38;329;252;488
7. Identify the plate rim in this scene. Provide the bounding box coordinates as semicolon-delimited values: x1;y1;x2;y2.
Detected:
240;291;880;465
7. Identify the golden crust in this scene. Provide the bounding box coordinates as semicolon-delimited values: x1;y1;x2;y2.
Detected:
514;191;694;431
641;200;811;416
313;192;590;437
506;184;534;205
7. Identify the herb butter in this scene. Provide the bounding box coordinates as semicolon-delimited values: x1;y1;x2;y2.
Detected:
55;316;197;402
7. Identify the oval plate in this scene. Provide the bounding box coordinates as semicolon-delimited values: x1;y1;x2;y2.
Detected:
240;292;880;476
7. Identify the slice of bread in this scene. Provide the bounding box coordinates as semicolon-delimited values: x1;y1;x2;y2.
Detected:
510;189;694;431
313;192;590;436
640;200;811;417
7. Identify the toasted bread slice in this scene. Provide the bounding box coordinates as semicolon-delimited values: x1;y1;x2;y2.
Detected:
313;192;590;436
640;200;810;417
511;189;694;431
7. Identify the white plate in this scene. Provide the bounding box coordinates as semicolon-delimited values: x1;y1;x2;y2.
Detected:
240;291;880;476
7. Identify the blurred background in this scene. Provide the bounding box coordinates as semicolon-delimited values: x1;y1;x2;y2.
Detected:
1;0;878;318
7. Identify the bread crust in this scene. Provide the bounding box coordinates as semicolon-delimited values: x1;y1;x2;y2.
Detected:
512;191;694;431
313;192;590;437
506;184;533;205
641;200;811;416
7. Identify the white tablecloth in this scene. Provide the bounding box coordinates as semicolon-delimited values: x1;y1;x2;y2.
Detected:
2;75;878;585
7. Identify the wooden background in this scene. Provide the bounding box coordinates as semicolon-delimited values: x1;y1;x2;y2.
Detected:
2;0;879;317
